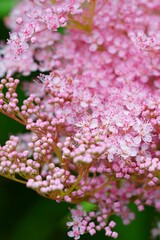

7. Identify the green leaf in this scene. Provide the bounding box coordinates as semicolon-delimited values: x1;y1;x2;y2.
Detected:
0;0;19;18
81;201;97;213
10;199;69;240
57;27;66;35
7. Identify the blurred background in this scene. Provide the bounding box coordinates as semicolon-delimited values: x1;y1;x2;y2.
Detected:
0;1;158;239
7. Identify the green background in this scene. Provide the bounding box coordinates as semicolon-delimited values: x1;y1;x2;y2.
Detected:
0;1;159;239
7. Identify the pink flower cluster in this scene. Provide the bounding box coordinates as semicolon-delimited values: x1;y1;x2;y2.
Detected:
0;0;160;239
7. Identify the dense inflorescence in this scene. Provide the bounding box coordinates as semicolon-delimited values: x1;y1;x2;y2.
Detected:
0;0;160;239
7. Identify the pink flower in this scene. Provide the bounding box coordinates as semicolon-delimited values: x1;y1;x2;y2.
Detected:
0;1;160;239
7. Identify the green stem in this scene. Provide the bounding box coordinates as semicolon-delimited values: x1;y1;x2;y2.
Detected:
53;145;63;163
0;174;27;184
0;110;26;126
88;0;96;29
62;173;83;197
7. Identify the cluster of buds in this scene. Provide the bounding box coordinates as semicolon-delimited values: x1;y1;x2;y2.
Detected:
0;0;160;239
